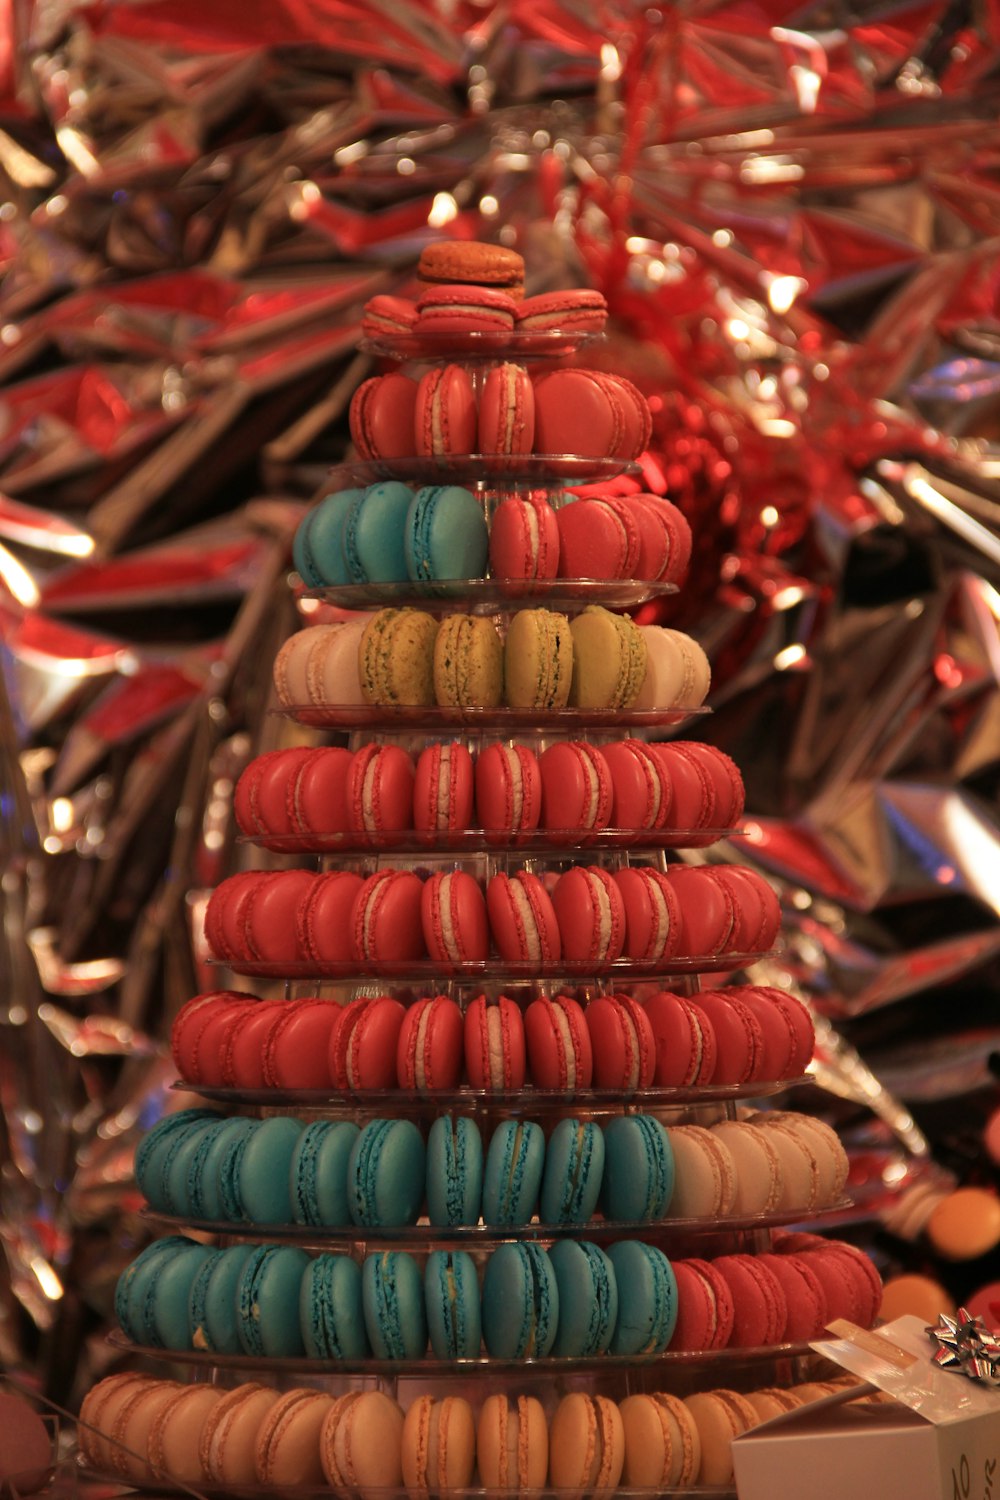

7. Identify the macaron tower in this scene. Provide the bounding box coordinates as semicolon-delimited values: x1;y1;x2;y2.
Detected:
89;242;877;1499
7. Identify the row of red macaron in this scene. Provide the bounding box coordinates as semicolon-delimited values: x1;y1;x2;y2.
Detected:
350;365;648;464
172;987;814;1094
235;739;744;846
203;863;781;974
361;284;608;341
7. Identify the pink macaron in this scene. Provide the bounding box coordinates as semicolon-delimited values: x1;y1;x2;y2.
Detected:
514;288;607;332
694;990;765;1085
285;747;353;836
170;990;254;1082
396;995;465;1091
349;372;418;460
296;871;364;964
755;1253;828;1341
475;744;542;835
712;1254;788;1347
413;742;474;832
584;994;655;1092
556;493;641;580
538;742;612;835
647;744;716;834
241;870;318;965
670;744;745;829
330;995;407;1091
488;492;560;580
478;362;535;455
533;369;631;461
346;744;415;835
415;364;477;456
486;871;561;963
715;867;782;950
223;1000;286;1089
669;1258;735;1351
415;285;517;334
667;866;737;957
627;493;692;584
351;871;426;964
614;866;683;961
361;293;418;340
234;748;314;839
754;987;815;1074
602;741;673;831
551;866;625;964
464;994;526;1091
421;870;489;964
524;992;593;1091
262;1000;341;1089
643;991;718;1087
736;987;803;1080
605;374;652;459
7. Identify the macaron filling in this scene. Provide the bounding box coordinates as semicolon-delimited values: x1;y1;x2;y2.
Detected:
507;880;544;962
502;746;526;826
552;1004;578;1089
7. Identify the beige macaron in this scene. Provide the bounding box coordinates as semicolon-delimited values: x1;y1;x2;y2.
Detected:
665;1124;737;1217
620;1391;701;1487
256;1388;335;1488
110;1378;184;1483
320;1391;405;1500
401;1395;475;1497
148;1385;223;1485
684;1389;759;1486
476;1393;548;1491
200;1383;282;1487
710;1119;783;1215
78;1374;154;1471
549;1393;624;1500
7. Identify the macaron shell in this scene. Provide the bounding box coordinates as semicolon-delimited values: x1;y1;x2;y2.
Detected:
337;996;406;1090
482;1119;544;1226
433;613;503;709
602;740;672;830
352;870;426;962
540;1118;606;1225
478;362;535;454
424;1249;482;1358
200;1385;282;1486
285;747;352;835
615;866;682;960
620;1391;701;1488
709;1120;782;1215
695;991;765;1083
569;605;647;710
234;1116;302;1223
684;1390;758;1486
552;865;626;963
713;1253;787;1346
534;369;625;460
548;1394;624;1500
401;1396;476;1494
263;1001;340;1089
256;1390;334;1487
347;744;415;833
755;1252;829;1340
237;1245;310;1357
300;1254;368;1359
296;873;364;964
556;497;633;580
348;1118;425;1228
667;866;736;957
343;482;412;583
669;1259;734;1352
349;373;418;460
665;1125;737;1217
486;871;561;962
475;1395;548;1490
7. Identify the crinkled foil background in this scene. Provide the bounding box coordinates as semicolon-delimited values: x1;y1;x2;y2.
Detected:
0;0;997;1397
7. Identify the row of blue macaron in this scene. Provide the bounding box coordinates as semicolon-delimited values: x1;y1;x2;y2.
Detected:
294;482;489;588
117;1234;676;1363
136;1109;673;1230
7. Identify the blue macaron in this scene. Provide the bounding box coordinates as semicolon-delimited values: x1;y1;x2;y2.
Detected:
233;1116;303;1224
348;1118;425;1228
343;482;413;583
601;1115;675;1222
481;1242;558;1358
293;487;364;586
424;1249;481;1359
482;1119;544;1227
362;1251;427;1360
219;1119;261;1222
426;1115;483;1227
147;1239;216;1350
404;485;488;582
134;1110;217;1212
186;1115;256;1222
539;1118;605;1225
190;1242;256;1354
606;1240;678;1354
548;1239;618;1356
115;1235;192;1342
291;1120;359;1227
300;1253;369;1360
237;1244;310;1357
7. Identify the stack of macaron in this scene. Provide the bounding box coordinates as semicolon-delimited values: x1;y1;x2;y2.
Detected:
202;862;780;973
273;605;711;714
234;738;744;847
171;986;813;1094
294;480;487;589
349;363;650;463
136;1106;846;1233
113;1228;879;1361
78;1371;866;1495
293;483;691;590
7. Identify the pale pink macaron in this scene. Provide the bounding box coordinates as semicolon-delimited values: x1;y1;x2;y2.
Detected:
708;1120;782;1215
149;1386;226;1484
665;1125;737;1217
634;626;711;710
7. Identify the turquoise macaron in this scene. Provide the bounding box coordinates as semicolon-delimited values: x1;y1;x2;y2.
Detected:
237;1244;310;1357
347;1118;425;1228
481;1242;558;1358
601;1114;675;1222
291;1120;359;1227
548;1239;618;1356
300;1253;369;1360
293;487;363;586
114;1235;191;1342
425;1115;483;1227
133;1110;216;1212
147;1239;216;1350
186;1115;256;1222
607;1240;678;1354
233;1116;303;1224
343;482;413;583
424;1249;481;1359
404;485;488;582
539;1118;605;1224
482;1119;544;1227
219;1119;261;1222
362;1251;427;1359
160;1118;225;1217
190;1243;255;1354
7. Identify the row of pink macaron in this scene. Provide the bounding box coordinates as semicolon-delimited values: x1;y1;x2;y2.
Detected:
172;986;813;1095
362;284;608;341
235;739;744;846
79;1371;857;1498
350;365;649;463
204;864;781;974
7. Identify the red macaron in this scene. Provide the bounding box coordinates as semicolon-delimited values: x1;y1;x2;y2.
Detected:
614;866;683;961
347;743;415;835
464;994;526;1091
584;994;655;1092
667;866;737;957
538;742;612;835
533;369;627;460
524;992;593;1091
486;871;561;963
478;362;535;455
694;990;766;1085
475;744;542;835
413;742;474;832
222;999;286;1089
712;1254;788;1347
421;870;489;964
396;995;465;1091
351;870;426;964
286;747;353;837
755;1253;829;1341
515;288;607;333
415;363;477;456
648;744;716;834
602;740;673;831
295;871;364;965
643;991;718;1087
415;285;517;334
262;999;341;1089
551;866;625;964
234;748;314;839
349;372;418;460
330;995;407;1091
555;493;641;580
488;491;560;580
669;1258;736;1351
